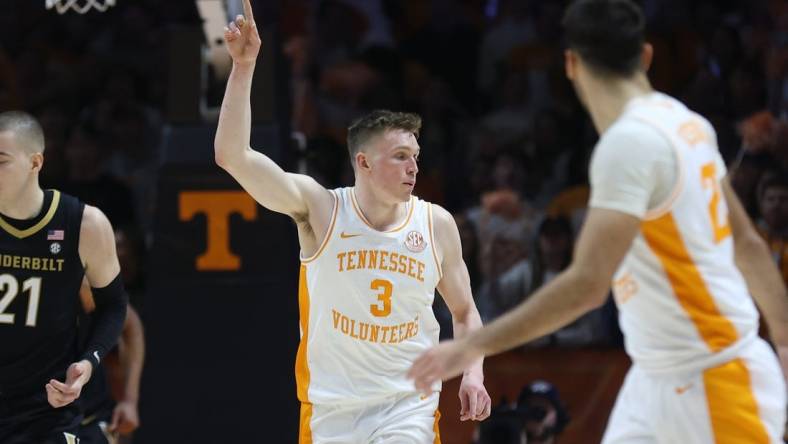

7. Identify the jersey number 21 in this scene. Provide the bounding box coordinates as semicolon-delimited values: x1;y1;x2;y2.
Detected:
0;274;42;327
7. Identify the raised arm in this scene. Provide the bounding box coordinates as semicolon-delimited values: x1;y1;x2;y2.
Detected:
722;179;788;379
432;205;491;422
215;0;330;223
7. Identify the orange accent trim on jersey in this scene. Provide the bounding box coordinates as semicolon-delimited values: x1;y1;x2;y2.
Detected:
301;190;338;263
295;265;312;403
433;408;441;444
299;402;314;444
630;116;686;221
350;188;415;233
427;203;443;279
641;213;739;352
703;358;770;443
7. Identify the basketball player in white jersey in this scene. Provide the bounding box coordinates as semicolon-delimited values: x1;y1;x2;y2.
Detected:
409;0;788;442
215;1;491;442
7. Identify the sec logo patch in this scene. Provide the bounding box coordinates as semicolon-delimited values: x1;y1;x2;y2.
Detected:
405;230;426;253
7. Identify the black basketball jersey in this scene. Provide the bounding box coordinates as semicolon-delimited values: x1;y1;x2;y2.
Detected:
0;190;85;395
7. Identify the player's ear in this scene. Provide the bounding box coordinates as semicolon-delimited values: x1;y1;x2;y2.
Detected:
641;43;654;72
356;151;370;172
564;49;577;81
30;152;44;173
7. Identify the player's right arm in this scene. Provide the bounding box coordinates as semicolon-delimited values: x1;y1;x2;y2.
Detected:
214;0;330;223
48;206;128;408
722;179;788;379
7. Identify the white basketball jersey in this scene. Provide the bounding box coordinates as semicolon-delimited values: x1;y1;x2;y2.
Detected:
295;187;442;405
610;93;760;373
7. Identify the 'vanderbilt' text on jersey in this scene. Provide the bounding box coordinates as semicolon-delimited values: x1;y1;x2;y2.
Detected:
0;190;85;394
296;188;442;405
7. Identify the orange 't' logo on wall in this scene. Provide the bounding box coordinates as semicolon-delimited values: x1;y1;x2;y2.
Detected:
179;191;258;271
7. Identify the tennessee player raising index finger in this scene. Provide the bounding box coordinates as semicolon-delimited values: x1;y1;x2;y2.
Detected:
214;0;491;442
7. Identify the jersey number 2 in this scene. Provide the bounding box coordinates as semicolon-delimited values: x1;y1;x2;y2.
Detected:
370;279;393;317
700;162;732;243
0;274;42;327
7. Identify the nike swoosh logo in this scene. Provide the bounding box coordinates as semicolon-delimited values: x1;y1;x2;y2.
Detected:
675;383;693;395
340;232;361;239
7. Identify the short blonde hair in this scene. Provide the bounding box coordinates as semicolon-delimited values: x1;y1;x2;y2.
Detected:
0;111;45;154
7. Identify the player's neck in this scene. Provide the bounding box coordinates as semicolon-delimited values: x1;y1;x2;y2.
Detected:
353;185;408;231
587;72;653;134
0;184;45;220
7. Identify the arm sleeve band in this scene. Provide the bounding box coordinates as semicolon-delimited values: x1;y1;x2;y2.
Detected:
81;273;128;370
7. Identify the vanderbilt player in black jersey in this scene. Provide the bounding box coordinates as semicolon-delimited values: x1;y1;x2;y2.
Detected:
0;111;128;444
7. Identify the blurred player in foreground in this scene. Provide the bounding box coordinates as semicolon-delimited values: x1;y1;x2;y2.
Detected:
409;1;788;442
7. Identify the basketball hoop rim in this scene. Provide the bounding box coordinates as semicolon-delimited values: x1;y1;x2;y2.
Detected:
46;0;117;14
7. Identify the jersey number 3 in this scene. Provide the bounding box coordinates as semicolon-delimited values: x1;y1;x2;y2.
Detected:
370;279;393;317
701;162;732;243
0;274;42;327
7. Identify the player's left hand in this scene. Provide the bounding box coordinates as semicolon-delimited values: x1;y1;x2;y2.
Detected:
45;360;93;408
408;339;482;395
109;399;140;435
458;372;491;421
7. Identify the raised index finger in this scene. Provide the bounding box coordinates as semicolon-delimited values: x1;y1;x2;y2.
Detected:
242;0;255;23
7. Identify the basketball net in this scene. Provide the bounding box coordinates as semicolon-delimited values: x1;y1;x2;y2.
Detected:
46;0;116;14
